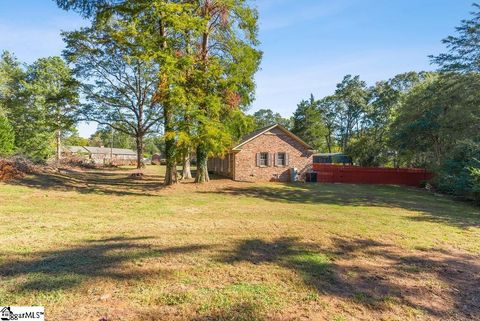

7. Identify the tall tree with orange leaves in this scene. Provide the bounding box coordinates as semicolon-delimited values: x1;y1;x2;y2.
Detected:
56;0;261;183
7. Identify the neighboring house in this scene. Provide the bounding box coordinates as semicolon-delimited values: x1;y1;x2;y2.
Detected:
208;124;314;182
63;146;137;166
151;153;166;165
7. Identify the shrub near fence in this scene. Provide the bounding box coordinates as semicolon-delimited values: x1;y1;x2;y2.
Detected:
312;164;433;187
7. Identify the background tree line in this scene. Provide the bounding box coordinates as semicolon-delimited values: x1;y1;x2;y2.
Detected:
250;4;479;203
0;52;79;161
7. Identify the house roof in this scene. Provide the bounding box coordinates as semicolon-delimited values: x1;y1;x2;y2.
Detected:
63;146;88;153
65;146;137;156
232;123;313;151
83;146;137;155
314;152;347;156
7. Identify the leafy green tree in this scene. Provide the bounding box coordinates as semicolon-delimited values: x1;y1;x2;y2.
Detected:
63;129;89;147
391;73;480;167
0;52;29;155
291;94;327;151
63;26;162;169
436;140;480;203
0;51;26;113
88;124;135;149
333;75;368;151
143;135;163;158
88;132;104;147
96;0;200;184
57;0;261;183
470;166;480;204
317;96;338;153
430;3;480;72
252;109;292;129
347;72;425;166
188;0;262;183
55;0;113;17
0;115;14;155
0;52;55;160
25;57;80;164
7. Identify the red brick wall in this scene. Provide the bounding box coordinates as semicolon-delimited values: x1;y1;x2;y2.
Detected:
232;127;313;182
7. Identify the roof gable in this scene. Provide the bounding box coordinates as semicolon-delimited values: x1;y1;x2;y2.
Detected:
232;124;313;151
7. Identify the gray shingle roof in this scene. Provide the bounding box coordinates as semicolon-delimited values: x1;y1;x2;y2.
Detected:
65;146;137;156
83;146;137;156
63;146;88;153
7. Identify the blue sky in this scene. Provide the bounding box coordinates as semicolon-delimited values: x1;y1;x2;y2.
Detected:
0;0;473;137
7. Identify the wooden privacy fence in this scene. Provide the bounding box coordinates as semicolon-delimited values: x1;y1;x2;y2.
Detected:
312;164;433;187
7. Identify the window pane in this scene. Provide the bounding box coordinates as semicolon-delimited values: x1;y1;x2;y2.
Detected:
260;153;268;166
278;153;285;166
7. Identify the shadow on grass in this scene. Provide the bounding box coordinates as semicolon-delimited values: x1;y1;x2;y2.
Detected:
0;236;210;292
218;237;480;319
7;168;229;197
200;183;480;229
8;169;165;197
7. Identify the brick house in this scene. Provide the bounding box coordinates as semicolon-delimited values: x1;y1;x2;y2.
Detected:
62;146;137;166
207;124;314;182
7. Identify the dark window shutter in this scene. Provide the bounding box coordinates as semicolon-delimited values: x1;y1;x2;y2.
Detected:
274;153;277;167
256;153;260;166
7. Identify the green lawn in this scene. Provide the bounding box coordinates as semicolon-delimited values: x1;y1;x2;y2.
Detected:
0;166;479;321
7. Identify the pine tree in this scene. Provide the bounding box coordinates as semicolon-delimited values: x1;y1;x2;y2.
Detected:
431;3;480;72
0;115;14;156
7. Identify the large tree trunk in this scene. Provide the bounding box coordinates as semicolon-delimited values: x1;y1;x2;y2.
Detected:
164;144;177;185
159;20;177;185
181;152;192;180
325;132;332;153
164;105;177;185
135;135;145;169
55;129;61;166
193;2;211;185
195;143;209;183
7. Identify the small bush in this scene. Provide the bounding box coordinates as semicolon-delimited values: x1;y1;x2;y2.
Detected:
435;140;480;203
469;166;480;204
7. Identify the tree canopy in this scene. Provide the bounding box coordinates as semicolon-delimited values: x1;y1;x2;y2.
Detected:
430;3;480;73
252;108;291;129
0;52;79;160
57;0;261;183
63;25;162;168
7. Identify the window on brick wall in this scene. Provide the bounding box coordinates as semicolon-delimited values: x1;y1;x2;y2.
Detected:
257;152;268;166
277;152;286;166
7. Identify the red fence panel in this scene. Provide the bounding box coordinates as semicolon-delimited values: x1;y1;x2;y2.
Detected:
312;164;433;187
